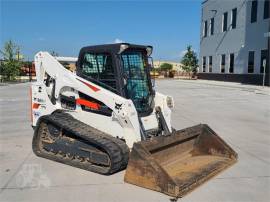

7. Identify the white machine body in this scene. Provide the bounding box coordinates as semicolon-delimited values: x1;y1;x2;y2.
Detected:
31;52;174;148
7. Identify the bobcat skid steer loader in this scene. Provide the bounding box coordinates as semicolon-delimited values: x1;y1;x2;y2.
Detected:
31;43;237;198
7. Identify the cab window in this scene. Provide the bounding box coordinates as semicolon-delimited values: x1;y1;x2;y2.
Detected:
81;53;117;91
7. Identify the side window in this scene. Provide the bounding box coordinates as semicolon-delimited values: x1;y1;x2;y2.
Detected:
96;54;114;80
82;53;99;78
221;54;226;73
203;21;207;37
231;8;237;29
264;0;269;19
81;53;117;91
209;56;212;72
202;56;206;72
229;53;234;73
210;18;214;35
82;53;114;77
248;51;255;73
251;0;258;23
222;12;228;32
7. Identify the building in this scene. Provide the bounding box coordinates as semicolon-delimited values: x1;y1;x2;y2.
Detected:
153;60;184;72
199;0;270;85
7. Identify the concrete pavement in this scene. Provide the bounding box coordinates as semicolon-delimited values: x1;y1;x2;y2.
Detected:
0;80;269;202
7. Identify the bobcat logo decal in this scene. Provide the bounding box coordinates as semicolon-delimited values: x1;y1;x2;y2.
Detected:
115;103;122;110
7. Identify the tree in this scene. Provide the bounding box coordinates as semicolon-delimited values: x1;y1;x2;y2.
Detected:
181;45;198;73
0;40;22;81
160;63;173;72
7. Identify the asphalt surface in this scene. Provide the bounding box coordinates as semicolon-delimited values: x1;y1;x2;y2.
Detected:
0;80;269;202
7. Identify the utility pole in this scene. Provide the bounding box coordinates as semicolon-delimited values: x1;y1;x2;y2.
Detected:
263;15;270;86
28;57;32;82
262;59;266;87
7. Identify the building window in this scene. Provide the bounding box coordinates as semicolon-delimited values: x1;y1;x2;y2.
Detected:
203;21;207;37
231;8;237;29
229;53;234;73
222;12;228;32
221;54;225;73
210;18;214;35
202;56;206;72
264;0;269;19
209;56;212;72
251;0;258;23
260;49;268;73
248;51;255;73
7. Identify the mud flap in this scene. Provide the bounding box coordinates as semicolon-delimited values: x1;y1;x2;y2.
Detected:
124;124;237;197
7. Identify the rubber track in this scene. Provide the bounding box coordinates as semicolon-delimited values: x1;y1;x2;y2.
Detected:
32;111;129;175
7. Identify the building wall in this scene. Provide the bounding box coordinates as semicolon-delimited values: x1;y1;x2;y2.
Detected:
199;0;269;85
153;60;183;72
244;0;269;74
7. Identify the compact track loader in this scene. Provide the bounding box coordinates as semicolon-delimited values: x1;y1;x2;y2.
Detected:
31;43;237;197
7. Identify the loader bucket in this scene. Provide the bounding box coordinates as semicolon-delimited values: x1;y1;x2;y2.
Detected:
124;124;237;197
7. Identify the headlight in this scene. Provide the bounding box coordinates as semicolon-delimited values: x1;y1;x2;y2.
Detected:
166;96;174;108
146;46;153;56
118;44;129;54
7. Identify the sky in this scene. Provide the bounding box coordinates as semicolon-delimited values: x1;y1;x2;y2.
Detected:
0;0;201;62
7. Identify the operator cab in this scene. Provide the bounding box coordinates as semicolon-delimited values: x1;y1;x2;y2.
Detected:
76;43;155;116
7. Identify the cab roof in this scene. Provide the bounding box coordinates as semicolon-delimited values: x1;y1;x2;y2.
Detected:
79;43;153;55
